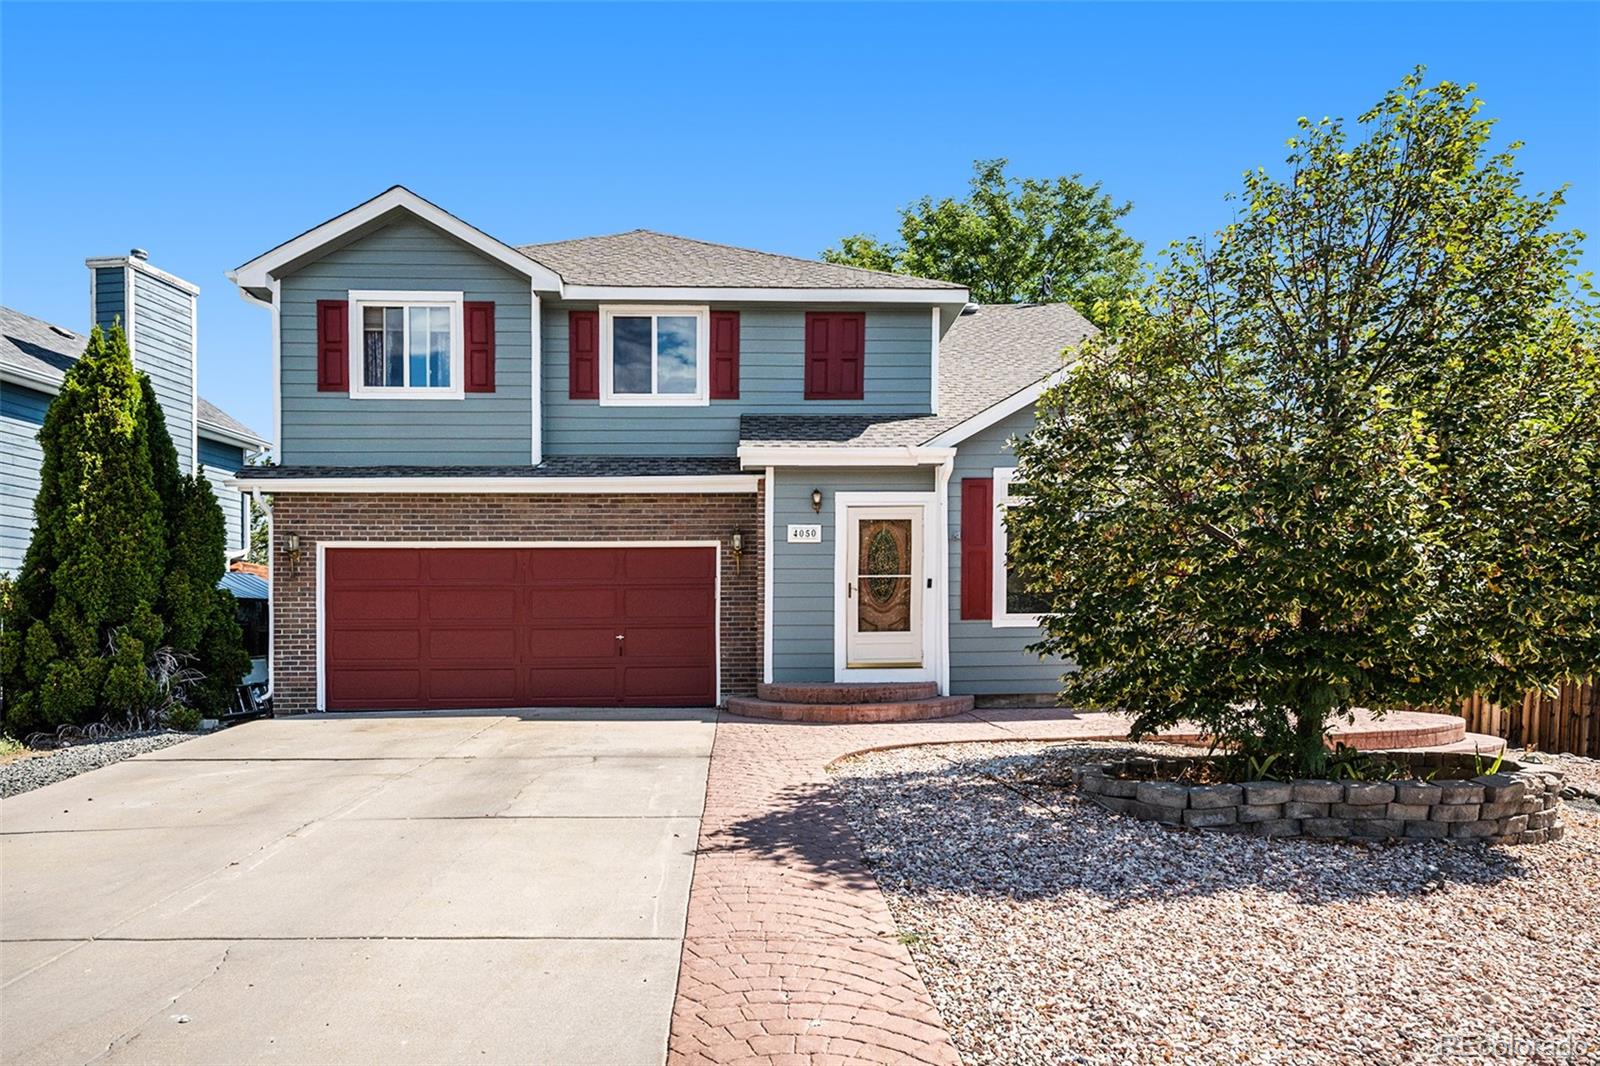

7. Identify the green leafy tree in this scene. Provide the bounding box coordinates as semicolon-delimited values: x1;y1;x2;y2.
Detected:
824;159;1143;330
1;324;166;734
1009;71;1600;773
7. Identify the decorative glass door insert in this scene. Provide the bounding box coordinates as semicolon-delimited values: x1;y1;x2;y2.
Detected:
844;507;923;668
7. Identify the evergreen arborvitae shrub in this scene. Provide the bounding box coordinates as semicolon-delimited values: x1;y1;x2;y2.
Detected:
1;324;166;735
167;474;250;713
192;587;250;716
140;379;251;714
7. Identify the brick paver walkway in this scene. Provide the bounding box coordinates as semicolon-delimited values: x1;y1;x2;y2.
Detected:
666;707;1134;1065
665;705;1483;1064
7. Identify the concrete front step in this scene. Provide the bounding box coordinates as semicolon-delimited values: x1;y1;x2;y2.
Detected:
755;681;941;705
727;694;975;724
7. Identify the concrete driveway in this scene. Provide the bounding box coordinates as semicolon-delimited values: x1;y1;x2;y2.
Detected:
0;709;715;1066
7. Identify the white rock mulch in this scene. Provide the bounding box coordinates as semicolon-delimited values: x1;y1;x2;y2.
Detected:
831;740;1600;1066
1509;748;1600;804
0;731;194;798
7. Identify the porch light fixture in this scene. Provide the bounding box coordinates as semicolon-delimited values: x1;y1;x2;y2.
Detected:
810;489;823;512
730;531;745;570
284;533;300;557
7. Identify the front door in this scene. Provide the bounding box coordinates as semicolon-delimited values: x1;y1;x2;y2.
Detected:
844;507;924;668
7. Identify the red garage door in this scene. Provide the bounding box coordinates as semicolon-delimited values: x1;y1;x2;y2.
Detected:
324;547;716;710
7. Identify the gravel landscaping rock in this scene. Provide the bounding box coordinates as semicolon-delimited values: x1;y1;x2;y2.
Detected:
0;732;194;798
832;739;1600;1066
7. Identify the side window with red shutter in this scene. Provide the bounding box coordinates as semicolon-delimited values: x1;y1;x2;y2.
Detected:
804;312;865;400
464;301;495;393
569;310;599;399
960;477;994;620
316;299;349;392
710;310;739;399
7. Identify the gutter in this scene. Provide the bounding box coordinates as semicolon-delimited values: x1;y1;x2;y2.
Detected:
736;444;957;469
226;474;763;495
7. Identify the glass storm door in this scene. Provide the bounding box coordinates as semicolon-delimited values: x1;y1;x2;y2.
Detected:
845;507;924;668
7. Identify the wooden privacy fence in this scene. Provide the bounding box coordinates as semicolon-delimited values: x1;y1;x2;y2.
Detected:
1447;678;1599;757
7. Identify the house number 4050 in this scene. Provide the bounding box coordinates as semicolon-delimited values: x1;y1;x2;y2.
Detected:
787;524;823;543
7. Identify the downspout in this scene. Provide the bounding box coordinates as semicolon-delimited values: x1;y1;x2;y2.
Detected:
763;466;775;685
252;487;273;706
934;456;954;696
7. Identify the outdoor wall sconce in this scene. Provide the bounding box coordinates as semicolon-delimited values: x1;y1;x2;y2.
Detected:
284;533;300;557
810;488;823;512
730;531;745;570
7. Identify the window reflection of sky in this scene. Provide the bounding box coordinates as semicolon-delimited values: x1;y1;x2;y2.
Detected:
657;316;697;394
407;306;451;387
613;315;652;393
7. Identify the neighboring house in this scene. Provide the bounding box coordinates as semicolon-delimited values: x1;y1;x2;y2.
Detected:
1;254;271;575
228;187;1093;714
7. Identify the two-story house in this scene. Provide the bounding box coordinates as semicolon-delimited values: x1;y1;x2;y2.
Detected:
2;254;270;573
229;187;1092;715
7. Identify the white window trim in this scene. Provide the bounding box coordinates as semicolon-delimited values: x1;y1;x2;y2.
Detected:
347;290;465;400
599;304;710;406
992;467;1042;628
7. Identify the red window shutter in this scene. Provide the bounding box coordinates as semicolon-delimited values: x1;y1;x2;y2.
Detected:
569;310;599;399
804;312;865;400
710;310;740;399
960;478;994;620
316;299;349;392
464;301;495;393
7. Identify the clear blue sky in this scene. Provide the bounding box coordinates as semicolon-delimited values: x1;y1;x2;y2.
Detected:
3;2;1596;439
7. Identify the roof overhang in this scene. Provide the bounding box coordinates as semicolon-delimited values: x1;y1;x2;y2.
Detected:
199;419;272;452
4;341;270;454
920;367;1070;449
736;445;957;468
1;363;62;394
228;186;565;298
562;285;970;326
228;187;970;317
227;473;762;494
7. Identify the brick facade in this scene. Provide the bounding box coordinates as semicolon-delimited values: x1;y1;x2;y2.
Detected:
268;488;764;715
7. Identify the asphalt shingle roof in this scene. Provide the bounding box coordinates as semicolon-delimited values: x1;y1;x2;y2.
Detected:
518;230;964;291
1;305;267;447
238;456;746;480
739;302;1097;448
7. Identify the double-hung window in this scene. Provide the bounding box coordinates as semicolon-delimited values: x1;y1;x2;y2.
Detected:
348;291;464;399
599;305;709;405
992;467;1050;627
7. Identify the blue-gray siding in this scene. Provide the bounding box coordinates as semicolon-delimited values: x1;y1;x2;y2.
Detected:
947;406;1067;695
0;386;248;572
1;384;50;573
768;466;935;682
199;436;248;555
278;219;533;465
95;264;198;473
542;307;933;455
92;267;124;332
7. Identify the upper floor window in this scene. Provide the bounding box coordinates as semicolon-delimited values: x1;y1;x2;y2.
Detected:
804;312;865;400
992;467;1050;627
600;305;709;405
349;291;463;400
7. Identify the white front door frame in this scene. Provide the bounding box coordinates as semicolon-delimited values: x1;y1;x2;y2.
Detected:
832;491;940;686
